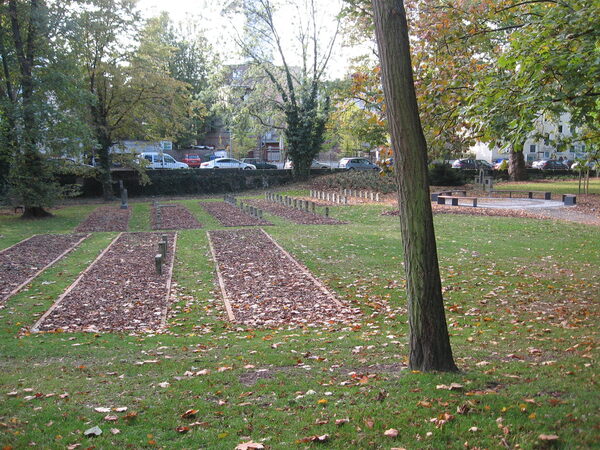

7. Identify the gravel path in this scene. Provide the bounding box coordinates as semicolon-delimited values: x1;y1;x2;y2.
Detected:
76;206;130;232
33;232;176;333
247;199;345;225
208;228;359;328
0;234;89;305
152;204;202;230
200;201;272;227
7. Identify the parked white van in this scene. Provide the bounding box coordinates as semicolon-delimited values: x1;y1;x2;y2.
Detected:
139;152;188;169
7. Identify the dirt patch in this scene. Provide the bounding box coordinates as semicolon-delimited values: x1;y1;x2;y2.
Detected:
208;228;359;328
33;232;176;333
247;199;345;225
200;201;272;227
0;234;89;305
75;206;130;232
152;204;202;230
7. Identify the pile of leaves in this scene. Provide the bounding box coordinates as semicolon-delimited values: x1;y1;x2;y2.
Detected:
200;201;272;227
75;206;130;232
0;234;88;304
35;232;176;333
152;205;202;230
208;228;360;328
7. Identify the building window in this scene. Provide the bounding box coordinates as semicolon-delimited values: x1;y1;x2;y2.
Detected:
544;152;550;158
558;125;563;133
529;144;536;153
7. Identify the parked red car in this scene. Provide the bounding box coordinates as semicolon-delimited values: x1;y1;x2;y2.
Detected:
181;154;202;168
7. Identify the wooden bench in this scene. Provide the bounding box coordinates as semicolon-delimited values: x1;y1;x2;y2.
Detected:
490;190;552;200
437;195;478;207
562;194;577;205
431;190;468;201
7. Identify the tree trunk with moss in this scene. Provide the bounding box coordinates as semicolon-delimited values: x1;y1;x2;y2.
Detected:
372;0;458;372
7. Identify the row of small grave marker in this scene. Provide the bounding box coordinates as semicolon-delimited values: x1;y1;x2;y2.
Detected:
224;194;264;219
265;192;329;217
310;189;381;202
153;202;178;229
155;234;169;275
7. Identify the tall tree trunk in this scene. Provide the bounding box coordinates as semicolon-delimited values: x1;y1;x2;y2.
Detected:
508;147;527;181
9;0;51;217
91;105;114;201
372;0;457;372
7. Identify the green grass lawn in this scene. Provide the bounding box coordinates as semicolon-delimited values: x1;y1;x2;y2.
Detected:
498;178;600;195
1;193;599;449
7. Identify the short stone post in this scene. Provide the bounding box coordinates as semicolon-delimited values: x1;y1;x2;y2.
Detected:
325;206;329;217
120;188;128;210
311;202;316;214
161;234;168;255
258;209;263;219
370;191;374;201
158;241;167;261
155;254;163;275
375;193;380;202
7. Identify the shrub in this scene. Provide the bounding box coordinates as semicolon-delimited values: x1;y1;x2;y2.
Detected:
428;163;466;186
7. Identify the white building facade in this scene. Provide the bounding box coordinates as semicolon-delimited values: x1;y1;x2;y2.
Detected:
473;113;587;163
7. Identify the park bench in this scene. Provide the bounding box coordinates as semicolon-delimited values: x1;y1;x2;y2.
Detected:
562;194;577;205
437;195;478;207
431;190;468;201
490;190;552;200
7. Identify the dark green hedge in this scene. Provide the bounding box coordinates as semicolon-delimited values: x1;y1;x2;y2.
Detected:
78;169;299;197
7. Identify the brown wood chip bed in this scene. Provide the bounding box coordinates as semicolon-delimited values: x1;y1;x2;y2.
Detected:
32;232;176;333
75;206;130;232
200;201;272;227
152;204;202;230
0;234;89;305
207;228;359;328
247;199;345;225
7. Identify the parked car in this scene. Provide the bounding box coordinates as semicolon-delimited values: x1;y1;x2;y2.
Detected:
338;157;380;171
139;152;188;169
571;161;595;170
493;159;509;170
241;158;277;169
200;158;256;169
451;158;485;169
535;160;568;170
181;154;203;168
283;159;329;169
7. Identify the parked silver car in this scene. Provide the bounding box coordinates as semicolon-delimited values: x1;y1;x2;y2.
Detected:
339;157;379;171
200;158;256;169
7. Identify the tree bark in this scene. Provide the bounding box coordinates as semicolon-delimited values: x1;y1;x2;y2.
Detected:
371;0;458;372
21;206;53;219
508;147;527;181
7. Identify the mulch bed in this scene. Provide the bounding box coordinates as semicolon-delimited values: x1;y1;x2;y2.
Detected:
75;206;130;232
200;201;272;227
1;234;89;305
208;228;359;328
33;232;176;333
247;199;345;225
152;204;202;230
